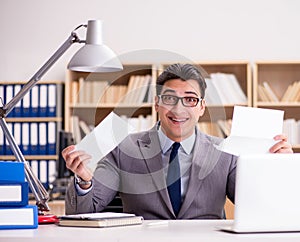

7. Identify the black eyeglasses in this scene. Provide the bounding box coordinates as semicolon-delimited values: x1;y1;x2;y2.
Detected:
158;95;202;107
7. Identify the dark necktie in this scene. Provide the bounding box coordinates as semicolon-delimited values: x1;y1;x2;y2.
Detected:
167;142;181;216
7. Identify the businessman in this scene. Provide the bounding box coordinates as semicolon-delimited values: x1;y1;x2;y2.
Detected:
62;63;293;219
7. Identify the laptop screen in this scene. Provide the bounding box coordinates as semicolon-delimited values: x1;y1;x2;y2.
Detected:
233;154;300;233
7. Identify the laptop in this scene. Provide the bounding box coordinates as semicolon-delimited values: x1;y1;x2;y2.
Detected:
221;153;300;233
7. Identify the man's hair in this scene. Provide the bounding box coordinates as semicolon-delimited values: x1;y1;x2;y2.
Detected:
156;63;207;97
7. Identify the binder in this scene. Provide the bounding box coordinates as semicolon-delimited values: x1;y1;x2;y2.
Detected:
13;85;22;117
30;123;38;155
13;123;21;151
29;160;38;181
21;123;30;155
48;160;56;183
39;84;48;117
0;85;4;105
5;85;14;117
22;89;31;117
39;123;47;155
0;161;25;182
4;123;13;155
0;181;28;207
0;205;38;229
47;122;56;155
31;85;39;117
39;160;47;184
48;84;56;117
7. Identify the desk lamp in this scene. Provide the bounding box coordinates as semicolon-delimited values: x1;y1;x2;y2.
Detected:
0;20;123;223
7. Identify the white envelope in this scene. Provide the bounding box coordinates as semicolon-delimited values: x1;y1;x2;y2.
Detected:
75;112;136;172
216;106;284;156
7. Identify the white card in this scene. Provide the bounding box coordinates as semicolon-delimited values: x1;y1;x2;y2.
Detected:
216;106;284;156
75;112;136;172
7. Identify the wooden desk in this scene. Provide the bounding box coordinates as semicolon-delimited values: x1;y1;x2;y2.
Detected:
29;200;65;216
1;220;300;242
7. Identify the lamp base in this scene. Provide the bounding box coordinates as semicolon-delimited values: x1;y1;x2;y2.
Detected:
38;214;59;224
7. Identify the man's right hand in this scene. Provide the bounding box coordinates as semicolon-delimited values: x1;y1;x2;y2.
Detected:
62;145;93;185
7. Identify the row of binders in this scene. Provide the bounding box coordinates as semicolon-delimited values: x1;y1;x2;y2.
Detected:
0;161;38;229
0;121;57;155
0;83;60;117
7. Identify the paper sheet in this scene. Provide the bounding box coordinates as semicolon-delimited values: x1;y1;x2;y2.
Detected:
75;112;136;172
216;106;284;156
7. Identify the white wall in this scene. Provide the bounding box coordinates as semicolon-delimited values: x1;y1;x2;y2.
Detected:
1;0;300;80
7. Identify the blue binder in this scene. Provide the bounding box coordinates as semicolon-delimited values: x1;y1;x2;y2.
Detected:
47;122;56;155
30;86;39;117
0;205;38;229
5;85;14;117
0;181;28;207
39;84;48;117
13;84;23;117
38;122;47;155
47;84;57;117
0;161;25;182
4;123;13;155
22;88;31;117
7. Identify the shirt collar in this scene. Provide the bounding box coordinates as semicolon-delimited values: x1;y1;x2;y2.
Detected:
157;124;196;155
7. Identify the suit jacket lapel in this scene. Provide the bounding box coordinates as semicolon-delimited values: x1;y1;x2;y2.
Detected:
178;131;222;218
137;126;174;216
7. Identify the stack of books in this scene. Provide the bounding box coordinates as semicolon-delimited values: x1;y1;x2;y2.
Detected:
258;81;300;102
0;161;38;229
205;73;247;105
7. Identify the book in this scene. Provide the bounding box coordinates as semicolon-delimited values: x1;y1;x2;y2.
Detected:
262;81;279;102
58;212;143;228
0;181;28;207
0;205;38;229
79;120;91;136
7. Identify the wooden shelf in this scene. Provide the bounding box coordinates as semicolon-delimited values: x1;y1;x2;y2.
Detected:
0;155;58;160
253;61;300;149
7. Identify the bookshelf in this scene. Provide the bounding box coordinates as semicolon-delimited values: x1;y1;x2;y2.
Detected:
0;80;63;189
253;61;300;152
64;64;157;139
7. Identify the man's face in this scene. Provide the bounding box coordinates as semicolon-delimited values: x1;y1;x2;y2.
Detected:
155;78;205;142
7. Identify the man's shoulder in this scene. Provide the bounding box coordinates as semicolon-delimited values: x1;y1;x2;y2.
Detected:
120;127;157;146
197;130;224;146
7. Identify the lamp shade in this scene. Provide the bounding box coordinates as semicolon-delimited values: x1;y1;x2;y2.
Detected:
67;20;123;72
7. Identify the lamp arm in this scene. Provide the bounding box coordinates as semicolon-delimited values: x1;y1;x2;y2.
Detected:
2;32;80;116
0;30;83;212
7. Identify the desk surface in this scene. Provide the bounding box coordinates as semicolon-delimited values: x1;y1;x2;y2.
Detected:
1;220;300;242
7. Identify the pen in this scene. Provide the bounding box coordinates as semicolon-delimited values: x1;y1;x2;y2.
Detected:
147;221;169;226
